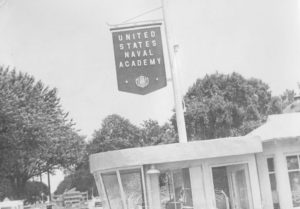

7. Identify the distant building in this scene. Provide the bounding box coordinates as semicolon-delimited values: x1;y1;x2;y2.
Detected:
53;188;88;208
283;94;300;113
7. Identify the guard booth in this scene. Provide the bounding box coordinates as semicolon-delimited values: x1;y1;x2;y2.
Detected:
89;136;263;209
90;112;300;209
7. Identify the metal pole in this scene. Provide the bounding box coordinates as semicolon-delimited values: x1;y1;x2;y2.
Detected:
47;170;52;202
161;0;188;143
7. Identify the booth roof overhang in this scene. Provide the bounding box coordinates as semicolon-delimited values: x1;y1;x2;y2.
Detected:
90;136;262;173
247;112;300;142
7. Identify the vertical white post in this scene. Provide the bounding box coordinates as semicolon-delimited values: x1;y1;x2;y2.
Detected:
274;146;293;209
99;174;111;209
161;0;188;143
116;170;128;209
47;170;52;201
189;167;208;209
147;166;161;209
255;153;274;209
149;174;161;209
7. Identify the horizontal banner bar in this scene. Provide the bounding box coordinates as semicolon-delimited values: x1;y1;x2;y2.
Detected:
110;23;162;32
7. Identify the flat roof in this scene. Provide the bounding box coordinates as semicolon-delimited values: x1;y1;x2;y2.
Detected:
90;136;262;173
247;112;300;142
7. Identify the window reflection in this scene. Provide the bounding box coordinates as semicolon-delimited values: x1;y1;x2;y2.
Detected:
94;173;108;209
97;168;146;209
287;156;299;170
267;158;275;172
212;164;252;209
102;172;124;209
267;158;279;209
212;166;230;209
286;155;300;207
288;171;300;207
120;169;145;209
159;168;193;209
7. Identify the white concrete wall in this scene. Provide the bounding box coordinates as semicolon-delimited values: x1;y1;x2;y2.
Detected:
189;166;208;209
255;152;274;209
154;154;262;209
256;138;300;209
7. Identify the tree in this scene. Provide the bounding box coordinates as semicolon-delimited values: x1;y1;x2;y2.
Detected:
24;181;49;204
0;67;86;199
88;114;141;154
175;72;281;140
56;115;177;196
280;89;296;109
56;114;141;197
88;114;177;154
54;168;97;198
0;178;13;201
140;119;177;146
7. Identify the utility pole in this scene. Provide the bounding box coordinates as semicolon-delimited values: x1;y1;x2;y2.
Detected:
161;0;188;143
47;170;52;202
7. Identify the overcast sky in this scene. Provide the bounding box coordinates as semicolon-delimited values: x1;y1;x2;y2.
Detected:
1;0;300;192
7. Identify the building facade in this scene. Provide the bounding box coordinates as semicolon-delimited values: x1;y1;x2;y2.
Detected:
53;188;88;208
89;112;300;209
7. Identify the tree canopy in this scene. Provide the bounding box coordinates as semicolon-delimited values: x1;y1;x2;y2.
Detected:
88;114;177;154
87;114;141;153
24;181;49;204
0;67;86;199
176;72;282;140
55;114;177;196
54;168;97;198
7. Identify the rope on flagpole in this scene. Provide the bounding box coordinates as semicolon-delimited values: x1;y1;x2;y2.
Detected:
121;6;162;24
106;6;162;28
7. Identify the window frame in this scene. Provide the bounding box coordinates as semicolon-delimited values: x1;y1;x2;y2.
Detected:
266;156;280;209
159;168;194;209
286;154;300;208
98;166;148;209
209;161;254;209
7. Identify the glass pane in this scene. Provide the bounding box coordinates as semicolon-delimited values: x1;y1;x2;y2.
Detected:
267;158;275;172
159;169;193;209
287;156;299;170
269;173;280;209
269;173;277;191
94;173;108;209
212;167;230;209
235;169;250;209
102;172;123;209
213;164;253;209
120;169;145;209
181;168;193;207
173;170;184;203
160;172;175;209
289;171;300;207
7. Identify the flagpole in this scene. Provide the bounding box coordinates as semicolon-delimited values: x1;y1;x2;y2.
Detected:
161;0;188;143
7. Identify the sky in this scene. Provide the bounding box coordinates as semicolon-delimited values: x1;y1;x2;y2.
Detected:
1;0;300;192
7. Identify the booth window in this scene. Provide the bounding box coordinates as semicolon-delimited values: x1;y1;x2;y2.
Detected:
267;158;279;209
95;168;146;209
94;173;108;209
159;168;193;209
212;164;253;209
102;172;124;209
286;155;300;207
120;169;145;209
